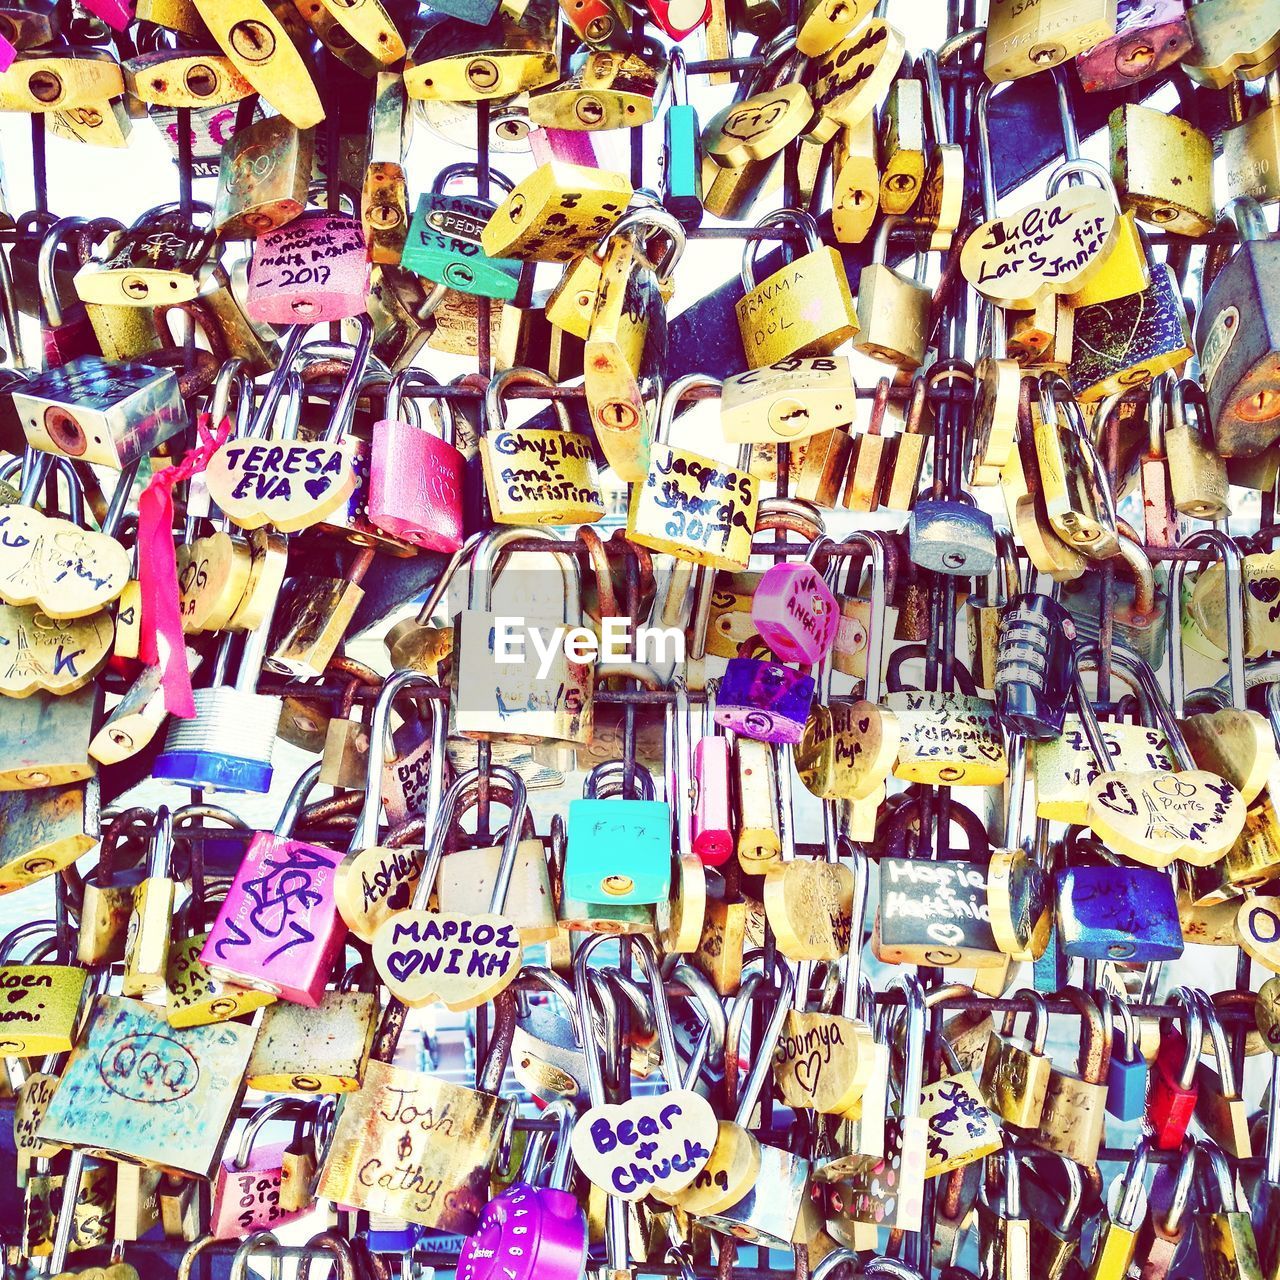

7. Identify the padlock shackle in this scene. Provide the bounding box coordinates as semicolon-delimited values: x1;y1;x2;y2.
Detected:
38;215;86;329
1166;528;1246;715
234;1097;309;1169
272;762;326;837
726;959;794;1125
1165;986;1205;1090
572;931;622;1107
1191;989;1240;1097
354;670;446;850
671;959;727;1090
739;207;820;294
484;365;572;436
1114;1135;1152;1228
1194;1137;1237;1211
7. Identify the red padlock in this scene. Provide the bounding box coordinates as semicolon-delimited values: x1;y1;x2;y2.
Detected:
1145;987;1204;1150
367;368;466;553
646;0;711;39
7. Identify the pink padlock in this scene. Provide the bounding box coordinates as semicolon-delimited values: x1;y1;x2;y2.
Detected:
209;1101;310;1239
201;765;348;1007
528;126;600;167
78;0;134;28
0;33;15;73
246;211;371;327
368;368;466;553
751;534;838;664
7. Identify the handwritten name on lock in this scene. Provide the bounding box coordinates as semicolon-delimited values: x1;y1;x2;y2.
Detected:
488;429;603;510
0;964;84;1056
571;1091;717;1199
374;911;522;1010
205;439;357;532
961;186;1117;308
879;858;996;958
248;214;369;322
37;995;255;1176
636;452;757;562
318;1057;506;1231
885;691;1005;781
0;505;130;618
202;838;343;977
336;844;425;939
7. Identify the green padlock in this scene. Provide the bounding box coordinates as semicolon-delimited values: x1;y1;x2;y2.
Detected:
402;162;526;301
564;760;673;904
662;48;704;227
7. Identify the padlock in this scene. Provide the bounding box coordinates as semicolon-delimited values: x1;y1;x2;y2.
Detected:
1193;992;1252;1158
0;47;124;112
1195;1139;1265;1280
735;209;858;367
908;492;996;578
35;218;101;368
807;17;905;138
661;49;703;227
246;210;370;325
1105;992;1149;1122
72;204;219;307
1109;102;1215;237
451;526;594;744
368;368;465;552
458;1098;588;1280
581;207;684;482
0;1;59;49
122;38;254;108
12;354;185;469
720;355;856;447
1225;71;1280;206
1060;531;1164;663
479;365;605;525
994;593;1078;740
297;0;404;71
210;1098;314;1237
628;373;759;571
245;962;379;1093
192;0;324;128
984;0;1117;81
854;216;931;368
716;645;815;746
1084;1137;1151;1280
1163;376;1229;519
153;606;284;794
404;164;524;301
120;807;177;998
1196;196;1280;458
370;765;529;1011
529;43;664;132
405;0;559;103
878;66;926;216
361;71;411;265
980;991;1052;1129
481;160;633;264
0;920;88;1057
1028;986;1109;1165
752;531;838;663
212;106;315;240
830;114;879;245
675;679;732;866
200;763;347;1006
1077;0;1193;91
703;34;813;170
1146;988;1205;1149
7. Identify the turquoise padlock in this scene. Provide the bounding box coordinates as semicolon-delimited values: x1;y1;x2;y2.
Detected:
402;163;526;300
662;49;703;228
565;761;672;904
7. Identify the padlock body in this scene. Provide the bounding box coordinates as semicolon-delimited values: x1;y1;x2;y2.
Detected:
1075;0;1191;91
1146;1032;1198;1149
714;657;814;745
0;964;86;1057
245;990;377;1091
403;194;524;300
1105;1047;1148;1122
458;1183;588;1280
213;113;313;240
368;417;466;552
692;736;733;865
735;246;857;368
153;687;282;794
908;499;996;576
751;562;838;663
662;103;703;225
1053;865;1183;962
246;212;371;325
210;1142;310;1238
565;797;672;903
201;833;347;1006
13;356;184;468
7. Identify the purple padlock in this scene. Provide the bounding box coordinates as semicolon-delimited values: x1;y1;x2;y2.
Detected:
714;655;815;745
79;0;134;28
751;548;838;664
457;1100;587;1280
246;211;371;326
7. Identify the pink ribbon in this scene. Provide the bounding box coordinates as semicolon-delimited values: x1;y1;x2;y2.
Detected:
138;413;232;719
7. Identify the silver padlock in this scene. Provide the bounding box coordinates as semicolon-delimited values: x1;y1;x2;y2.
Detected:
907;494;996;576
11;355;185;469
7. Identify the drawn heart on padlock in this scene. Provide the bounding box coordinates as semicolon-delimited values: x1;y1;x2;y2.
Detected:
0;506;130;620
1180;707;1277;805
1087;768;1246;869
335;844;426;941
1073;293;1146;366
571;1090;717;1201
836;699;900;799
960;185;1118;310
371;910;523;1011
773;1009;874;1118
1192;553;1280;657
204;439;358;533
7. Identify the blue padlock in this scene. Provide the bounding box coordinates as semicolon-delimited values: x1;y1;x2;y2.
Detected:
1105;992;1149;1122
564;761;672;904
1054;861;1184;963
661;49;703;228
